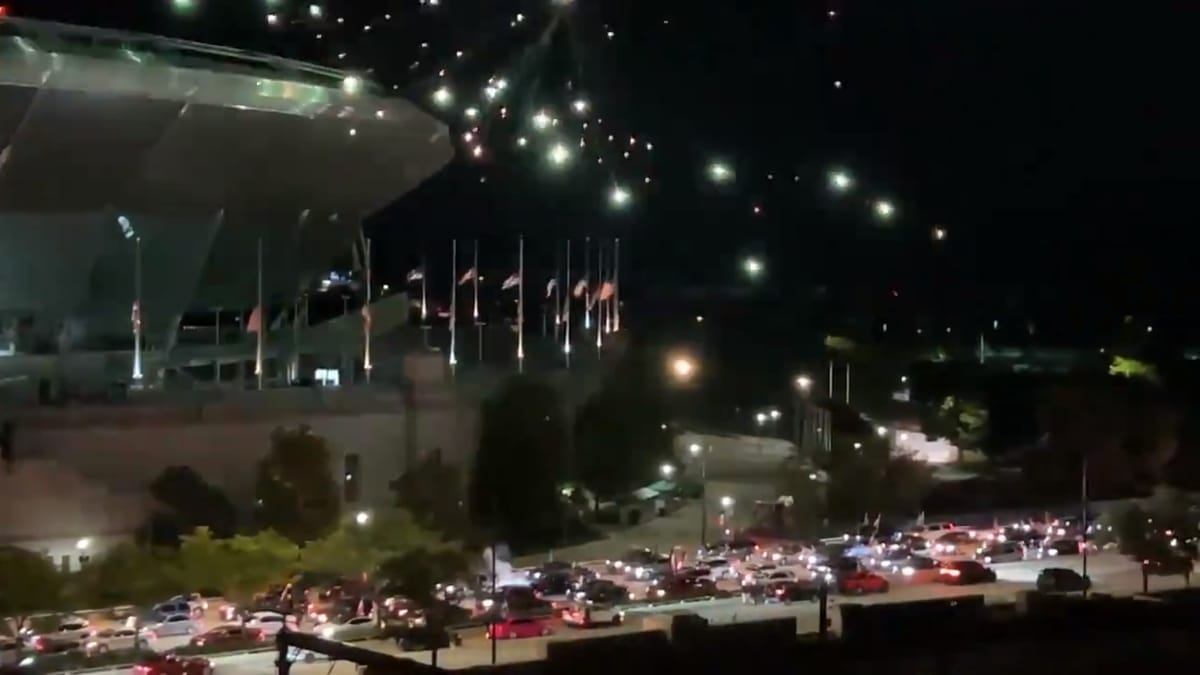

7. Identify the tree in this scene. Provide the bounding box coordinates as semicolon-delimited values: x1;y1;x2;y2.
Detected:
469;375;568;550
376;548;470;607
176;528;297;608
300;509;443;577
573;351;674;508
149;466;237;540
221;531;299;608
71;543;179;610
255;426;341;544
923;395;989;455
392;450;470;540
822;437;933;526
1109;355;1160;383
0;547;64;640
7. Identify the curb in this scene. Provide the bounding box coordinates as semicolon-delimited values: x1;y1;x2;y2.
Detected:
36;646;277;675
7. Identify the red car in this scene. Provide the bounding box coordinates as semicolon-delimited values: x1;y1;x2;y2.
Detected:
134;656;213;675
189;624;266;647
836;570;890;595
487;617;552;640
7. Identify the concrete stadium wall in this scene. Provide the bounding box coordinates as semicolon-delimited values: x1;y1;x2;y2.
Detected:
10;396;478;514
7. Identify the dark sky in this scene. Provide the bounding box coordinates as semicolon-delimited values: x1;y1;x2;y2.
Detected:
9;1;1199;398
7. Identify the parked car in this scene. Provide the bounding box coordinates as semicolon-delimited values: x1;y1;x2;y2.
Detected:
487;617;551;640
31;617;92;653
1036;568;1090;593
1036;539;1082;559
317;616;379;642
133;656;212;675
244;611;298;636
142;614;196;639
188;625;266;648
836;570;889;595
930;531;976;556
975;541;1025;564
936;560;997;585
85;628;140;654
605;549;660;575
562;601;621;628
1143;555;1194;576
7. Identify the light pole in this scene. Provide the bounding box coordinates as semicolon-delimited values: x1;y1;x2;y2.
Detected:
719;496;735;534
794;375;813;453
689;442;708;547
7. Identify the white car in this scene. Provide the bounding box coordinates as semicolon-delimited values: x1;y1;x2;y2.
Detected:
245;611;299;636
143;613;197;638
85;628;139;654
30;616;92;650
316;616;378;642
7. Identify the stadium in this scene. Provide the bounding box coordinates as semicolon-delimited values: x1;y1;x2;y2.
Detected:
0;16;452;395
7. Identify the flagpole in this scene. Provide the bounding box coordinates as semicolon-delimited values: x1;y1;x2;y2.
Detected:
474;239;483;364
595;243;604;351
449;239;458;368
255;237;264;390
613;237;621;332
564;239;572;368
602;240;611;334
517;235;525;373
420;254;430;349
132;235;143;384
553;242;562;342
363;237;372;382
583;236;591;331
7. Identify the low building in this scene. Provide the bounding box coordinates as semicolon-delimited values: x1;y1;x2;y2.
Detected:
0;459;150;570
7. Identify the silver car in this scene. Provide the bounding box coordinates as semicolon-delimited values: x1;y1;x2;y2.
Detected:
317;616;379;642
975;541;1025;564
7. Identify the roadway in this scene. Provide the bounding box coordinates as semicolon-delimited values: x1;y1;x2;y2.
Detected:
79;552;1191;675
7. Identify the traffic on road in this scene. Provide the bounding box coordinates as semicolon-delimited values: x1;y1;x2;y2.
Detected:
3;514;1193;674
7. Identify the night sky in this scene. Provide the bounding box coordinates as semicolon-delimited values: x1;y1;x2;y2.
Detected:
7;1;1197;400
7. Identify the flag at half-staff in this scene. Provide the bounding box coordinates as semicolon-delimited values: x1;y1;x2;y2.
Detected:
448;239;458;367
406;265;426;321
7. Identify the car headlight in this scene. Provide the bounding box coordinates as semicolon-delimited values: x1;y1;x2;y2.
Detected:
481;599;495;608
320;627;335;639
901;567;914;577
655;589;665;598
19;657;34;667
984;556;992;564
1049;549;1058;556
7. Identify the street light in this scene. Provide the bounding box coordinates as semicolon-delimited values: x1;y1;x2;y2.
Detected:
75;537;91;551
689;443;702;456
754;412;768;426
828;170;853;192
795;375;812;392
355;511;371;526
669;355;697;382
742;256;764;278
660;463;676;479
875;425;888;437
720;496;734;509
769;409;781;421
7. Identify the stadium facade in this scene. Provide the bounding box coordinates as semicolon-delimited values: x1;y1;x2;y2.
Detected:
0;17;451;384
0;17;470;556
